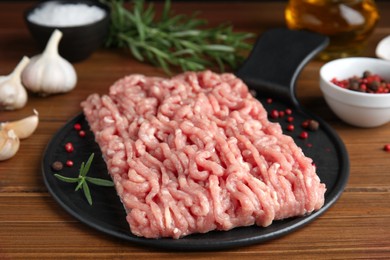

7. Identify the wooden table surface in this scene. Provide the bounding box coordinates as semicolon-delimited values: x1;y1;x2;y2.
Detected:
1;1;390;259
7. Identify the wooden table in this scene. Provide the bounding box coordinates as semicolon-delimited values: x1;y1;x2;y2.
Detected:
1;1;390;259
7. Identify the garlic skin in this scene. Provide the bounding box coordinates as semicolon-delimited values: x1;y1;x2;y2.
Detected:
1;109;39;139
0;56;30;110
22;29;77;96
0;129;20;161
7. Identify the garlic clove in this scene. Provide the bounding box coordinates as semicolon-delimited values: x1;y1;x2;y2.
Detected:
21;29;77;96
1;109;39;139
376;35;390;61
0;129;20;161
0;56;30;110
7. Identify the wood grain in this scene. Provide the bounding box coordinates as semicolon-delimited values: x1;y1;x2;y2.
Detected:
1;1;390;259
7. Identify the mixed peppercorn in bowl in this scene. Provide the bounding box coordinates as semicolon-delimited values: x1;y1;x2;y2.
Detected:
319;57;390;128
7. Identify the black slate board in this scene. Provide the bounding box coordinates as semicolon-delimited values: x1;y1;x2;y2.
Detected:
42;28;349;251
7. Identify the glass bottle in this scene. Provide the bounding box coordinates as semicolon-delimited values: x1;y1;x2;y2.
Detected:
285;0;379;61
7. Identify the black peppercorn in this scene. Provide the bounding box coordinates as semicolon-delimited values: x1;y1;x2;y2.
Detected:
51;161;64;171
363;70;372;78
308;120;319;131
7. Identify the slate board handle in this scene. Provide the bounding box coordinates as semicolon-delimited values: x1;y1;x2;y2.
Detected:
235;28;329;108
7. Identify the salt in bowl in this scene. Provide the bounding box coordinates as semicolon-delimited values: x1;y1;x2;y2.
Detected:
24;0;110;62
319;57;390;128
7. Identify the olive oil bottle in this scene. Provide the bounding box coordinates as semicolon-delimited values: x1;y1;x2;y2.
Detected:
285;0;379;60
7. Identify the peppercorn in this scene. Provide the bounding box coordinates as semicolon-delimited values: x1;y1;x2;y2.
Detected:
363;70;372;78
270;109;279;119
359;84;367;92
299;131;309;139
349;82;360;91
368;81;380;91
74;123;82;131
308;120;319;131
301;120;310;129
66;160;74;167
286;124;294;132
51;161;63;171
65;142;74;153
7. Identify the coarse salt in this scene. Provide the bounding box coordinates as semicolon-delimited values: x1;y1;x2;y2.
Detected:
28;2;106;27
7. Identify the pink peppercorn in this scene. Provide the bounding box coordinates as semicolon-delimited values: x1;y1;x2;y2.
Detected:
78;130;86;137
301;120;310;129
65;160;74;167
65;142;74;153
74;123;82;131
286;124;294;132
299;131;309;139
270;109;279;119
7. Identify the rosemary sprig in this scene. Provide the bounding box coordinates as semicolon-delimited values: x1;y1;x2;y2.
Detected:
102;0;254;74
54;153;114;205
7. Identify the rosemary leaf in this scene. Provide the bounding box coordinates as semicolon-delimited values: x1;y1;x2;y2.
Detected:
143;4;155;24
54;174;79;183
129;43;144;61
171;30;201;38
79;161;85;176
81;153;94;177
134;4;145;42
202;44;235;52
161;0;170;21
86;177;115;187
75;178;84;191
82;181;93;206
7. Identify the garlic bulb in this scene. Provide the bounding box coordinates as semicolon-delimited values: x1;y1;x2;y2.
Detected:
1;109;39;139
0;56;30;110
0;129;20;161
376;35;390;61
22;29;77;96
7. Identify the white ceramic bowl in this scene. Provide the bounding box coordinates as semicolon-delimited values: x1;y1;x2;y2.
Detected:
319;57;390;128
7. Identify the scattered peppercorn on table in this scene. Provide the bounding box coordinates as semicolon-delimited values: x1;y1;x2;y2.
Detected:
1;1;390;259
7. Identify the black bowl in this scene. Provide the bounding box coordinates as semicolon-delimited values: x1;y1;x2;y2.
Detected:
24;0;110;62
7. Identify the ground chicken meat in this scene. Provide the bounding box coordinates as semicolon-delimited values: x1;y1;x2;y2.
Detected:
81;70;326;239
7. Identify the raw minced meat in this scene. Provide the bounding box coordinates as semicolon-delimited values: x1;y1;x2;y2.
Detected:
81;70;326;239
